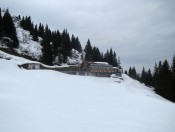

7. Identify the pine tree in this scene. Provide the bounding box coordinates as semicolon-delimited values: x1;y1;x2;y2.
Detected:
145;69;153;87
52;30;61;63
96;47;102;61
33;24;38;41
152;63;159;87
20;16;31;31
2;9;13;37
45;25;52;41
75;37;82;53
20;16;39;41
104;50;109;63
29;22;34;36
2;9;19;48
84;39;92;61
128;67;137;79
108;48;113;65
91;46;97;61
0;8;2;38
171;56;175;101
38;23;44;38
71;34;76;49
41;33;53;65
26;16;32;31
156;60;172;100
158;61;162;73
141;67;146;84
132;67;137;79
102;48;118;67
71;35;82;53
91;46;101;62
129;67;132;77
61;29;72;63
103;49;115;66
172;56;175;77
113;51;118;67
154;61;163;93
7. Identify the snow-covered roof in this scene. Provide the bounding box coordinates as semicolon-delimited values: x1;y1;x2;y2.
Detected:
89;62;111;66
93;62;109;65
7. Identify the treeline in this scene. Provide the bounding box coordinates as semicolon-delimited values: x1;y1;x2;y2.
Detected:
84;39;119;67
19;16;83;65
126;67;140;80
19;15;120;66
0;8;120;67
0;8;19;49
152;58;175;102
126;56;175;102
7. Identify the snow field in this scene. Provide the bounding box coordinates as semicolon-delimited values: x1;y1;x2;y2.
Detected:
0;59;175;132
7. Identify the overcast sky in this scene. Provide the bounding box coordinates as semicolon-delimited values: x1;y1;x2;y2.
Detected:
1;0;175;73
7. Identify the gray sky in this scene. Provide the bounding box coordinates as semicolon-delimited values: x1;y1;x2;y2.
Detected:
1;0;175;73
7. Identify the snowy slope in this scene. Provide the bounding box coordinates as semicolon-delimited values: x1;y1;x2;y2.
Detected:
0;50;40;65
14;17;83;64
1;15;83;64
0;58;175;132
13;17;42;60
67;49;82;65
0;15;42;60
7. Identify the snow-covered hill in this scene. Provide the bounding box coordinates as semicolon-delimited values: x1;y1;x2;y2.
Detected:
0;15;82;65
14;17;42;60
0;57;175;132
